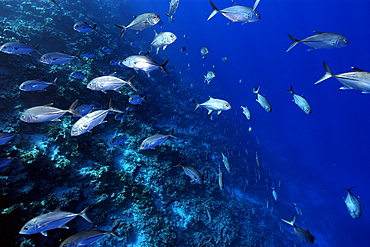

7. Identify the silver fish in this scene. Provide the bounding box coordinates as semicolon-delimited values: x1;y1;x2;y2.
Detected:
286;32;349;52
207;0;261;23
193;96;231;115
166;0;180;23
281;215;315;244
71;99;122;137
129;94;145;105
73;21;98;33
114;13;160;38
201;46;209;59
19;207;92;236
286;86;311;114
204;71;216;84
0;133;17;145
253;87;271;112
140;129;176;150
40;52;79;65
221;152;231;173
0;42;40;55
218;166;224;190
272;187;278;201
20;100;80;123
178;162;203;184
120;55;169;77
87;74;137;93
315;61;370;93
59;223;121;247
240;106;251;120
151;31;177;54
19;78;58;91
343;187;362;220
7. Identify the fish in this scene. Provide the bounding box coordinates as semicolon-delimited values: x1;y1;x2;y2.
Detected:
150;31;177;54
80;51;95;58
129;94;146;105
207;0;261;23
0;133;17;145
114;13;160;38
240;106;251;120
255;152;261;167
253;87;271;112
131;165;142;182
164;197;178;209
70;71;86;79
120;55;169;77
59;223;121;247
293;203;303;215
178;162;203;184
272;187;278;201
193;96;231;115
343;187;362;220
40;52;79;65
0;157;15;168
109;60;120;66
222;56;228;63
19;207;92;236
201;46;209;59
0;42;40;55
315;61;370;93
19;78;58;91
221;152;231;173
281;215;315;244
73;104;94;117
110;135;127;146
204;71;216;84
87;74;137;93
218;166;224;190
101;47;112;53
71;99;122;137
286;86;311;114
166;0;180;23
140;129;176;150
73;21;98;33
20;100;81;123
286;32;349;52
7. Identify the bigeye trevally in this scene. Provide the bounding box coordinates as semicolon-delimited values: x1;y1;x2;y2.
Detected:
343;187;362;220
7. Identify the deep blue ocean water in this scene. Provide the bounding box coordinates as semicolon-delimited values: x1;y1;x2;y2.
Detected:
0;0;369;246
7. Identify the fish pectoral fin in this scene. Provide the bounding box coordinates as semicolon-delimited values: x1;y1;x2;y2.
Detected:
339;86;353;90
361;91;370;94
217;111;222;115
59;224;69;229
207;109;213;115
41;231;48;236
51;118;61;121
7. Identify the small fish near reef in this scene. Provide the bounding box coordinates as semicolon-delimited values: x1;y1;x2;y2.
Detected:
140;129;176;150
19;207;92;236
120;55;169;77
281;215;315;244
315;61;370;93
253;87;271;113
19;78;58;91
73;21;98;33
114;13;160;38
0;42;41;55
151;30;177;54
286;86;311;114
70;71;86;80
129;94;146;105
40;52;80;65
286;32;349;52
87;74;137;93
193;96;231;115
110;135;127;146
207;0;261;23
343;187;362;220
166;0;180;23
177;161;203;184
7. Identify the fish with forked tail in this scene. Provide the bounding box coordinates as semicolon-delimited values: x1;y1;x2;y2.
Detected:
281;215;315;244
343;187;362;220
253;87;271;112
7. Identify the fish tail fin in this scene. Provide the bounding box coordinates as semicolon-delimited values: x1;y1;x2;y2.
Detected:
281;214;296;226
108;98;123;113
114;24;127;38
79;207;92;223
285;85;294;94
34;44;42;55
207;0;220;21
92;24;100;34
127;75;138;92
160;59;169;75
68;99;83;117
109;223;122;238
315;61;334;84
169;127;177;138
343;186;356;192
193;99;201;111
253;86;260;94
286;33;300;52
75;50;82;60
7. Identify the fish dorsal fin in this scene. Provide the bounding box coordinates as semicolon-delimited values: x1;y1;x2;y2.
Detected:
133;15;138;18
232;1;239;6
351;67;365;72
109;72;117;77
154;30;158;36
252;0;261;11
209;96;214;99
43;103;54;107
314;31;324;34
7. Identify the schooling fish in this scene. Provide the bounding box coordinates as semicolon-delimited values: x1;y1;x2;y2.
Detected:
129;94;146;105
73;21;98;33
343;187;362;220
19;207;92;236
193;96;231;115
253;87;271;112
204;71;216;84
315;61;370;93
286;86;311;114
60;223;121;247
240;106;251;120
0;42;40;55
140;129;176;150
80;51;95;58
207;0;261;23
120;55;169;77
166;0;180;23
87;74;137;93
201;46;209;59
281;215;315;244
151;30;177;54
286;32;348;52
114;13;160;38
221;152;231;173
110;135;127;146
70;71;86;79
19;78;58;91
178;161;203;184
40;52;79;65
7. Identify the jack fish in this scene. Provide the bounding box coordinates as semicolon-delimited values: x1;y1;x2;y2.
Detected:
193;96;231;115
40;52;79;65
120;55;169;77
240;106;251;120
315;61;370;93
0;42;40;55
114;13;160;38
343;187;362;220
151;31;177;54
221;152;231;173
178;162;203;184
167;0;180;23
253;87;271;112
87;74;137;93
281;215;315;244
204;71;216;84
19;207;92;236
140;129;176;150
286;32;349;52
201;46;209;59
19;78;58;91
73;22;98;33
207;0;261;23
286;86;311;114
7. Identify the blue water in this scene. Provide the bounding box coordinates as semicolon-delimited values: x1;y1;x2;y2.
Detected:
0;0;369;246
